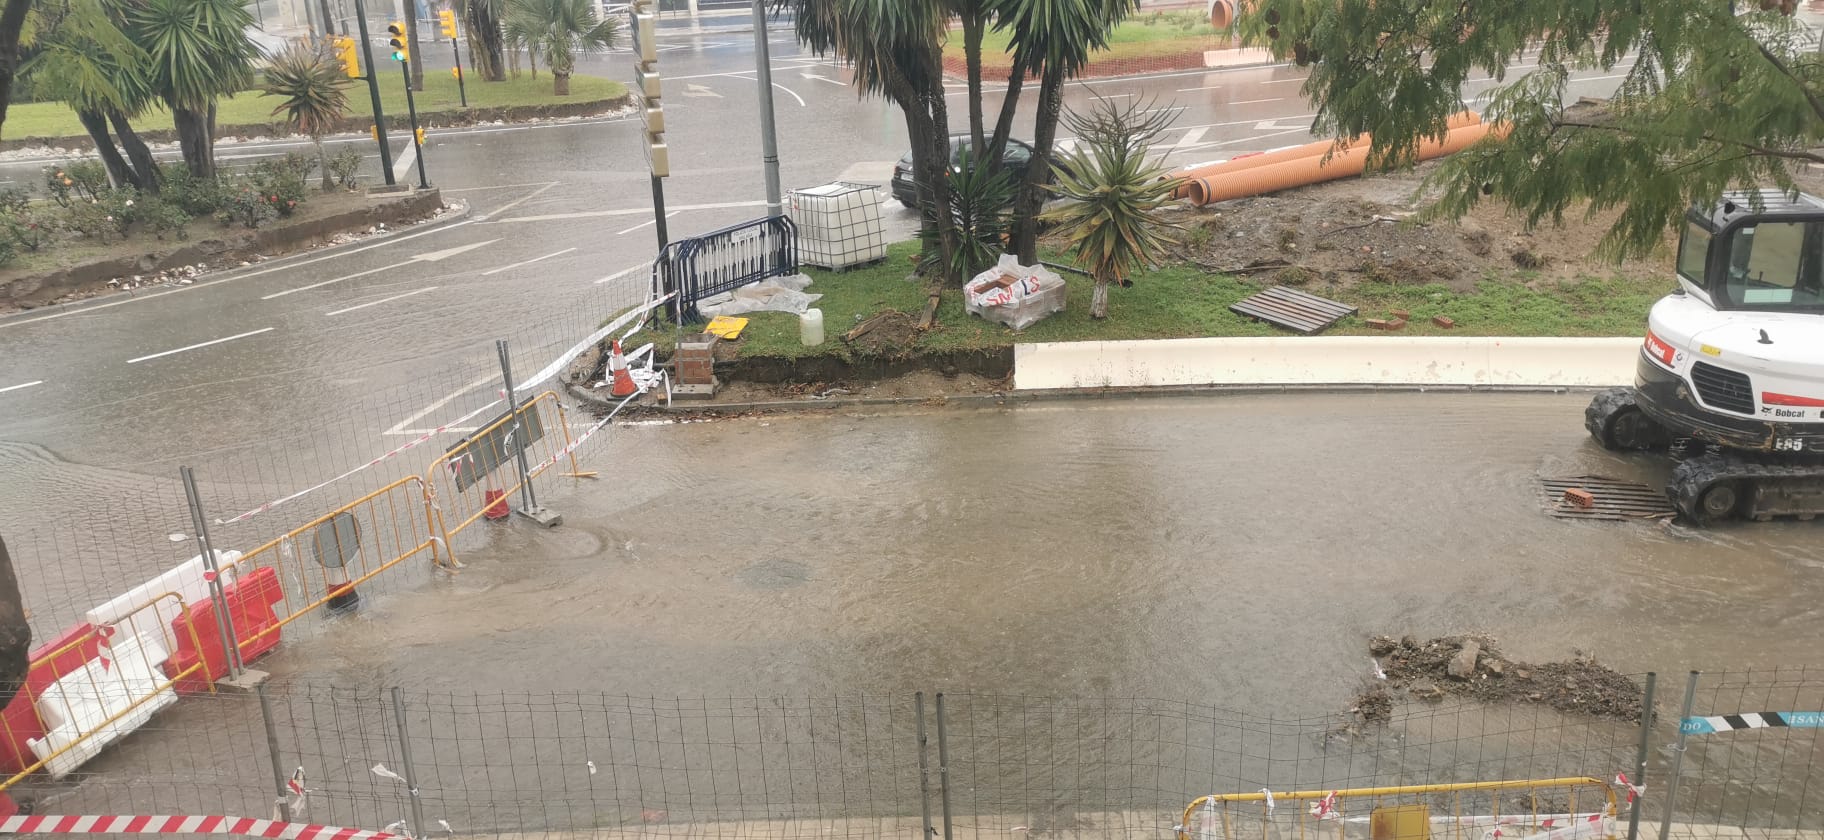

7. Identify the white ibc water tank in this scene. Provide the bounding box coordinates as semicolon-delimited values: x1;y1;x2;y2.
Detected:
790;183;888;270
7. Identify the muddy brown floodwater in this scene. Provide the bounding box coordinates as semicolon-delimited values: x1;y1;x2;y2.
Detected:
260;391;1824;702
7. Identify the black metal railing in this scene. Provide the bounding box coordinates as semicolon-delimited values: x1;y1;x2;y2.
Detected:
653;215;799;323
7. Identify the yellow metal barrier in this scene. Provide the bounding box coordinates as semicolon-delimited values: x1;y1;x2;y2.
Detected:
0;592;216;791
1179;778;1620;840
424;390;578;537
223;475;449;651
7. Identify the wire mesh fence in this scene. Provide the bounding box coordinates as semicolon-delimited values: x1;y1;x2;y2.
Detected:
2;671;1817;840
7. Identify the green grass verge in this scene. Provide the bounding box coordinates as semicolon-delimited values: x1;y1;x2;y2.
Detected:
944;12;1223;65
2;73;628;141
634;241;1663;363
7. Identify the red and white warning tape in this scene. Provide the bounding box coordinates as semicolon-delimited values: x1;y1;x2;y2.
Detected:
0;815;400;840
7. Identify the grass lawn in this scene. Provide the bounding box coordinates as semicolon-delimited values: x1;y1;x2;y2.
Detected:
2;74;628;141
945;11;1223;65
644;241;1663;362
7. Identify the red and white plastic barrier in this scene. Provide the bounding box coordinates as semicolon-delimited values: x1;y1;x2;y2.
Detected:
0;815;401;840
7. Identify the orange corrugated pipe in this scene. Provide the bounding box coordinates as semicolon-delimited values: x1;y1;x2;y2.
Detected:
1184;120;1507;206
1167;111;1481;199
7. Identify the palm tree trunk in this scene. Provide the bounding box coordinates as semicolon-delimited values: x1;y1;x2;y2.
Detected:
315;136;333;191
985;50;1028;173
0;0;35;138
0;537;33;713
961;6;985;159
404;0;424;91
554;71;570;95
1011;62;1064;264
77;108;141;191
466;0;506;82
1091;277;1109;319
109;109;161;194
173;106;215;178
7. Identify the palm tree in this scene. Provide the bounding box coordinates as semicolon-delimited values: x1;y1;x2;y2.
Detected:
262;43;353;191
120;0;258;178
1043;97;1181;320
454;0;507;82
503;0;617;96
23;0;163;190
990;0;1140;263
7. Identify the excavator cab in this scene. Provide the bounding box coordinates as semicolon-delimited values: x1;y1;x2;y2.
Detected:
1679;191;1824;312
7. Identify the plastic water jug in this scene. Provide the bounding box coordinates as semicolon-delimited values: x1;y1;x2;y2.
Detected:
800;308;825;347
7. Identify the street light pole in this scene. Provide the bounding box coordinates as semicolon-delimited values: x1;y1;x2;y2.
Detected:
353;0;397;185
751;0;783;217
400;60;431;189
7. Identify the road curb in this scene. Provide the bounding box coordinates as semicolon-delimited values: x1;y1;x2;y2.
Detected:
0;196;471;327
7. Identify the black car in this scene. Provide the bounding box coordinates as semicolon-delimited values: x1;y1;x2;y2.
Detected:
889;136;1055;207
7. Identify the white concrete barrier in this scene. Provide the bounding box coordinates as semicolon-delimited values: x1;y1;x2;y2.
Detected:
1012;336;1643;391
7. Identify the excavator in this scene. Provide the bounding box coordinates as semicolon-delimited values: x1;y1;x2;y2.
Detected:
1585;190;1824;523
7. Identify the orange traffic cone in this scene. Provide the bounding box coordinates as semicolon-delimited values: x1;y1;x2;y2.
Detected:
608;340;639;398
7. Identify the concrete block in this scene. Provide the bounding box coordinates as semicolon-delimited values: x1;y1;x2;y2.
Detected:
215;668;270;692
516;506;562;528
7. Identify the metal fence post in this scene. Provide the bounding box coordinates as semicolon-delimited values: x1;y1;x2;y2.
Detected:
257;683;293;823
495;340;559;526
1658;671;1701;840
935;693;954;840
180;466;244;680
1626;672;1657;840
916;693;936;840
391;687;429;840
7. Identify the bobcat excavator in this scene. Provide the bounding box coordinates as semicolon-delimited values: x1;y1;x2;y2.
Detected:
1585;190;1824;524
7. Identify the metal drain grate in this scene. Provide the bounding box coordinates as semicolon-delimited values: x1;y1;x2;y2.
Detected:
1540;475;1676;521
1230;286;1358;334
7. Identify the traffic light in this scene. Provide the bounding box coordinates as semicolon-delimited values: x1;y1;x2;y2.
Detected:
414;127;426;145
438;9;457;38
333;36;358;77
451;66;462;81
387;22;409;62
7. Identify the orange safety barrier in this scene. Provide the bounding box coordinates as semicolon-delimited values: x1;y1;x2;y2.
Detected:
220;475;450;652
1169;111;1483;199
424;390;579;538
0;593;217;790
1185;120;1506;206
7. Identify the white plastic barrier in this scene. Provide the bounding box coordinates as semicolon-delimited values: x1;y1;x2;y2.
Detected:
84;550;241;652
27;630;178;778
1012;336;1642;390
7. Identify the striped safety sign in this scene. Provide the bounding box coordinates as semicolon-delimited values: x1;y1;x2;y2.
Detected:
1681;712;1824;734
0;815;402;840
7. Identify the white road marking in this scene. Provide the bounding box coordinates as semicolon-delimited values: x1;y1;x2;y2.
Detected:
726;75;806;108
1230;97;1285;105
491;199;770;224
472;181;558;222
260;239;499;299
1253;118;1306;130
384;373;498;436
325;286;439;316
1176;84;1223;92
1168;127;1210;156
0;380;42;395
392;144;417;182
615;212;680;236
1260;77;1308;85
1168;127;1314;160
0;220;477;330
683;83;724;97
594;263;649;286
441;182;557;193
800;72;847;86
481;247;578;276
126;327;273;364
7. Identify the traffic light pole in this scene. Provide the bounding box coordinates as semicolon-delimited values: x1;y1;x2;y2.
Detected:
451;40;467;107
352;0;396;186
400;61;430;189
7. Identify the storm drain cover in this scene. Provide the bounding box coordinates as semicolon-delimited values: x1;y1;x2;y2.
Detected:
1540;475;1676;521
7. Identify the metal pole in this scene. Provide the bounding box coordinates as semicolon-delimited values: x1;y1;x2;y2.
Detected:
934;693;954;840
401;61;430;189
650;174;669;248
750;0;782;217
180;466;244;680
258;684;293;823
390;687;429;840
915;693;936;840
1626;672;1658;840
318;0;337;35
452;39;467;107
1657;671;1701;840
353;0;396;185
495;340;537;511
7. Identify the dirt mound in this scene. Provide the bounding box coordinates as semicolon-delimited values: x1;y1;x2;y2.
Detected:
1162;161;1676;294
843;310;922;357
1362;635;1645;722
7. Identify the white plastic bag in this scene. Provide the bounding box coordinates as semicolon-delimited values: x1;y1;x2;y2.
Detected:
697;274;824;317
964;255;1067;329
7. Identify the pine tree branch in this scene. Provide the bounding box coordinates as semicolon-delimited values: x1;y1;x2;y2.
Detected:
1554;119;1824;165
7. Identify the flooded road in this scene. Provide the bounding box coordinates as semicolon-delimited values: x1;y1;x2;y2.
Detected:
259;391;1824;708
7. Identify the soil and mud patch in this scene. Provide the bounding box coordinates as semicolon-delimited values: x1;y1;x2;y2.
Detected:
1350;635;1645;724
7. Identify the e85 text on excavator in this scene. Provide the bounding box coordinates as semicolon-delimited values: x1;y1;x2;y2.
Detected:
1585;190;1824;524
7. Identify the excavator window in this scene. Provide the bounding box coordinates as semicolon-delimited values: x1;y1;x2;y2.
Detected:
1720;220;1824;311
1677;220;1710;285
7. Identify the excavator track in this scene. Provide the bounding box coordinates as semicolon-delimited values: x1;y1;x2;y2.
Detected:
1669;453;1824;523
1585;387;1671;451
